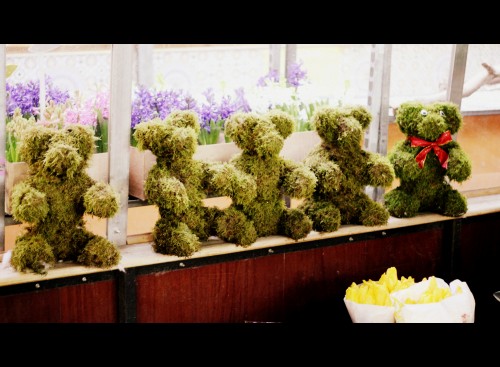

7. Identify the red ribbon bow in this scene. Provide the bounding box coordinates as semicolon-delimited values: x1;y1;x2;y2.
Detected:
408;130;452;169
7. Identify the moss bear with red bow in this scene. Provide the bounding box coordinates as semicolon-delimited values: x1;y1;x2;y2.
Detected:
384;101;472;218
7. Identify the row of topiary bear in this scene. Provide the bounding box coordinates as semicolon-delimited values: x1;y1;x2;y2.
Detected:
8;101;471;274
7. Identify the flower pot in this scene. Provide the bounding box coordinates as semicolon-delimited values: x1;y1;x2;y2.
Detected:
128;142;242;201
5;161;29;215
129;146;156;201
4;152;110;215
128;131;320;207
281;130;321;208
86;152;110;182
280;130;321;161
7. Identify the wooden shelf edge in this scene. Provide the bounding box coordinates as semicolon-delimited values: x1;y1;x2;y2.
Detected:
0;194;499;288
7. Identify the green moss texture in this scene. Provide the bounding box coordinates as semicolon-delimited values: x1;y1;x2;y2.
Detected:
299;105;395;232
134;110;257;257
10;124;121;275
384;101;472;218
216;110;316;247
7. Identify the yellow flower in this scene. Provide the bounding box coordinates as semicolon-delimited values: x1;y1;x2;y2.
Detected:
404;276;452;304
345;267;415;306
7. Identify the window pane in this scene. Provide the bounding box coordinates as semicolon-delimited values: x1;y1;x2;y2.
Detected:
387;44;500;197
456;44;500;195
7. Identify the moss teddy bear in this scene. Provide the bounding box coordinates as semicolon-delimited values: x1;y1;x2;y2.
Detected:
10;124;121;275
133;110;256;257
384;101;472;218
215;110;317;247
299;105;395;232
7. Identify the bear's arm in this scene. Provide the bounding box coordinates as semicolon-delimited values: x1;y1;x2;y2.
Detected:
204;161;256;206
11;181;49;224
84;181;120;218
446;142;472;182
281;159;317;199
303;150;342;194
388;141;422;180
144;166;189;215
365;152;395;187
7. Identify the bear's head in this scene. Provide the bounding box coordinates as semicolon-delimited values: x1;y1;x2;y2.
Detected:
19;124;96;179
133;110;200;162
225;110;294;158
395;101;462;141
312;105;372;148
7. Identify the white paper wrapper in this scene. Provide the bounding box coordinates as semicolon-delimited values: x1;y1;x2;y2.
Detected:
343;298;395;323
390;278;475;323
344;278;475;323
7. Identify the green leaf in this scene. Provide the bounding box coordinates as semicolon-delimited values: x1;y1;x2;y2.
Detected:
95;118;108;153
198;120;224;145
6;64;17;78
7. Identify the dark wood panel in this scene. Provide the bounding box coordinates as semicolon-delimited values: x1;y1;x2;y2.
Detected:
4;217;497;324
283;229;443;323
0;288;61;323
136;229;443;323
58;280;118;323
136;256;285;323
0;280;117;323
460;213;500;325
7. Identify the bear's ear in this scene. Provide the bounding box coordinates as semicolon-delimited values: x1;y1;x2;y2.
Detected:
431;101;463;134
18;125;54;165
62;124;96;161
395;101;425;134
345;105;372;129
167;110;200;135
266;109;294;138
311;106;336;140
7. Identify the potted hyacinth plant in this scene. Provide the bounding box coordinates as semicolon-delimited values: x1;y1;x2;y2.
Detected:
128;85;249;200
129;86;200;200
257;61;329;132
249;61;326;163
128;63;329;202
4;78;71;214
63;89;112;181
196;87;252;144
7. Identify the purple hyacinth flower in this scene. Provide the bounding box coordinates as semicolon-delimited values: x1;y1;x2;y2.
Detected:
287;61;307;88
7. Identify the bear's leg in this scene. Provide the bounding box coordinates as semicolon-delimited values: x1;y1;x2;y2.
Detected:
442;188;468;217
153;218;201;257
384;188;420;218
359;197;390;226
299;200;341;232
77;232;121;268
10;233;56;274
280;208;313;240
216;206;257;247
188;206;222;241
